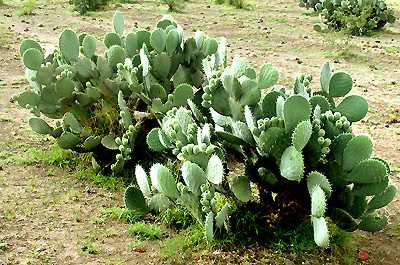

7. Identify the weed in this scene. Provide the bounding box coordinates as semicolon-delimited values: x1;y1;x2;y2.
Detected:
78;237;99;254
0;150;12;160
100;206;141;223
90;217;106;224
128;221;164;240
0;242;8;251
161;0;184;11
159;225;204;259
159;204;196;230
18;0;37;16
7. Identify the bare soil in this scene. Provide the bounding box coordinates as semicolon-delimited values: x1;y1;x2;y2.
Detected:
0;0;399;264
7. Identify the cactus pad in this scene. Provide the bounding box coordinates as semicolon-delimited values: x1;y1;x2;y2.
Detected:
280;146;304;181
125;186;149;215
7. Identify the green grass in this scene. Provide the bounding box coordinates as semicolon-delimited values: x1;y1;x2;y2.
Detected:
127;221;164;240
159;225;205;260
100;206;141;223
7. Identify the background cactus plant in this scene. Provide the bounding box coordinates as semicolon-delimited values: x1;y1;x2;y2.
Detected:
299;0;396;35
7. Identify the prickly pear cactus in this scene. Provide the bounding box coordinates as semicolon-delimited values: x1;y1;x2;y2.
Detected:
304;0;396;35
14;12;221;172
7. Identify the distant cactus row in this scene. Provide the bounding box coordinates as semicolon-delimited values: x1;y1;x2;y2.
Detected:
15;13;396;247
299;0;396;35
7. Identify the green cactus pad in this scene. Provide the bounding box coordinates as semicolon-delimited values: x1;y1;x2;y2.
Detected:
215;203;229;228
136;30;151;51
320;61;331;92
124;186;149;215
104;33;122;48
205;211;214;243
328;72;352;97
20;39;42;57
56;78;75;97
125;32;138;57
215;131;248;146
352;177;389;196
261;91;284;118
36;67;53;86
283;95;311;133
259;64;279;89
63;112;81;134
173;84;194;106
367;185;396;210
57;132;80;149
310;95;331;114
151;29;167;54
348;195;367;219
101;135;119;150
152;53;171;81
108;45;126;69
231;55;247;78
23;48;44;71
307;171;332;198
332;133;354;165
221;73;242;100
244;106;256;130
312;216;329;247
166;30;179;55
311;185;326;218
230;175;252;202
149;194;172;212
83;136;100;151
335;95;368;122
150;164;180;199
82;35;97;58
16;91;41;108
205;154;224;185
232;121;255;147
342;135;373;171
259;127;286;157
178;192;204;225
329;208;358;231
29;117;53;134
358;214;388;232
202;38;218;56
135;165;151;196
292;120;312;151
347;159;387;184
280;146;304;181
182;161;207;196
59;29;79;62
113;11;124;38
240;79;261;106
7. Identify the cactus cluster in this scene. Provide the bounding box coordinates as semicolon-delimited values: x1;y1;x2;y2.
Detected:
14;12;220;173
128;54;395;247
15;12;395;247
299;0;396;35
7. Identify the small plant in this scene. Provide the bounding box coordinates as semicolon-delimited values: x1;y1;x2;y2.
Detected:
68;0;108;15
128;222;164;239
18;0;37;16
228;0;245;9
162;0;184;11
100;206;141;223
214;0;225;4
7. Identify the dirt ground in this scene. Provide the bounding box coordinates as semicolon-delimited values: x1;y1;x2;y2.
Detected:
0;0;399;264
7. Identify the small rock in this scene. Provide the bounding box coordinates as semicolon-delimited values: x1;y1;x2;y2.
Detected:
38;24;43;27
133;246;146;252
359;251;370;261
